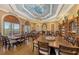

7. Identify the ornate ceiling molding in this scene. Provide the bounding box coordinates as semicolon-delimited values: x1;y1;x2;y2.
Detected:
10;4;62;20
9;4;74;22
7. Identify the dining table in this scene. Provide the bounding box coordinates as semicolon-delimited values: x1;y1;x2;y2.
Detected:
33;35;79;49
8;35;21;46
33;35;79;55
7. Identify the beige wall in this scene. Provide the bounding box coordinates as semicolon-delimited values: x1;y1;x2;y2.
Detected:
46;22;59;32
0;5;79;34
33;22;59;32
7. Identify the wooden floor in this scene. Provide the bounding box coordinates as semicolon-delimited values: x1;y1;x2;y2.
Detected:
0;39;38;55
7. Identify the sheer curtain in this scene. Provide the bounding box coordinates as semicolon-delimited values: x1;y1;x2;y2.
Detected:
24;25;31;33
4;22;12;36
13;23;20;34
4;22;20;36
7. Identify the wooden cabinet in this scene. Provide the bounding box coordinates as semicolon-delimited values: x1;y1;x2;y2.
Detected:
68;16;79;35
59;18;69;36
59;21;66;36
69;19;77;33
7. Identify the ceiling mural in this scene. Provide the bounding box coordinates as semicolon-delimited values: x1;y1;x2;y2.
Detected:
23;4;50;16
0;4;73;22
15;4;61;20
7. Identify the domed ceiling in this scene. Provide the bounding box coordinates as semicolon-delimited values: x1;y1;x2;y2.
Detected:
15;4;60;20
10;4;64;20
1;4;73;22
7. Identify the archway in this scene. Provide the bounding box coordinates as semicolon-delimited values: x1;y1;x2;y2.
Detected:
24;21;31;33
3;15;20;36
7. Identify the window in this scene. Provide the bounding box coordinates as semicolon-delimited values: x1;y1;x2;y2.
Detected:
13;23;20;34
4;22;12;36
24;25;30;33
3;15;20;36
3;22;20;36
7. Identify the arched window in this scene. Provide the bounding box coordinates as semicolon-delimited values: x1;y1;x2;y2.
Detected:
24;21;31;33
3;15;20;36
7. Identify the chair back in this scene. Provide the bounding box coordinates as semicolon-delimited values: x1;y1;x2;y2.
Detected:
21;35;25;39
2;36;10;46
38;41;50;55
59;45;78;55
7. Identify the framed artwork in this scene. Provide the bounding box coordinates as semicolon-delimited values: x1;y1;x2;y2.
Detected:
42;23;47;31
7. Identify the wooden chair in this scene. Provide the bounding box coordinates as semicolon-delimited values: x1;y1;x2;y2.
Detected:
2;36;11;49
18;35;25;45
14;37;20;46
0;33;2;41
32;34;40;52
32;40;38;52
0;36;3;49
24;35;29;44
74;40;79;55
21;35;25;42
38;41;50;55
59;45;78;55
76;47;79;55
76;39;79;47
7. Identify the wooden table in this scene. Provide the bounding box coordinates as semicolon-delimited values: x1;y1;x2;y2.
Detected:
8;36;21;44
33;35;78;49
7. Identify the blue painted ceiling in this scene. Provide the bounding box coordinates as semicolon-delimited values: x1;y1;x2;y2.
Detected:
15;4;59;20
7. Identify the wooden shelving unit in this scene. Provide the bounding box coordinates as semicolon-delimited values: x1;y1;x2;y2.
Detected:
59;18;69;36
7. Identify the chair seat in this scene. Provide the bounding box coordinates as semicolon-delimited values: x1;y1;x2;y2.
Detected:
40;47;48;51
39;50;49;55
